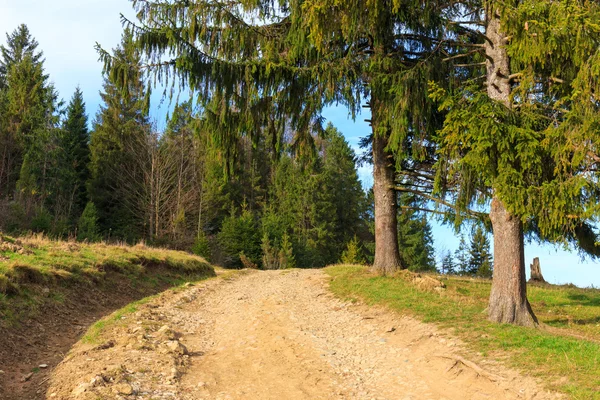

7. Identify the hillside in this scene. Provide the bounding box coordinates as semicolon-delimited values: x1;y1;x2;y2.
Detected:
327;265;600;399
0;235;215;399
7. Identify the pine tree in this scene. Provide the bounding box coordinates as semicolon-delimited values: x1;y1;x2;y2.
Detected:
89;30;150;240
0;25;53;199
468;226;493;276
455;235;469;275
98;0;451;275
396;194;436;272
429;0;600;325
340;235;366;265
440;251;456;275
60;87;90;220
78;201;101;242
278;232;296;270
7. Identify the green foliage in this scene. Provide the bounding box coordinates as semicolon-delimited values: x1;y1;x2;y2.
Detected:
397;195;436;272
88;30;150;240
278;232;296;269
454;235;469;275
440;250;456;275
54;87;90;222
77;202;101;242
217;207;261;268
261;233;280;270
191;231;211;259
429;0;600;253
30;207;52;233
340;235;366;265
468;226;493;277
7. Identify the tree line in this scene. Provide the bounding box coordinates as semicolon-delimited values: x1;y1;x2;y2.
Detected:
0;24;447;272
100;0;600;327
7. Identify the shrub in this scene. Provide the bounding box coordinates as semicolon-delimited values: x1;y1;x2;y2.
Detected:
77;202;101;242
278;232;296;269
31;207;52;233
191;231;211;259
340;235;366;265
239;251;258;269
261;233;279;270
217;208;261;268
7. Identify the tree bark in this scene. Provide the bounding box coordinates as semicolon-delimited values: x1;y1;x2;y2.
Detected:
485;8;538;326
372;130;403;275
488;198;537;326
529;257;546;283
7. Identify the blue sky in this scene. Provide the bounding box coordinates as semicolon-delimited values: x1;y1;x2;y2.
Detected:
2;0;600;287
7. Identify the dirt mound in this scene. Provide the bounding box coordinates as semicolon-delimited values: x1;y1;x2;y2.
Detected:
0;236;33;255
48;270;560;400
0;266;214;400
395;269;446;292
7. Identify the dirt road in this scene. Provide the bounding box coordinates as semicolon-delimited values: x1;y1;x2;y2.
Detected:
48;269;560;399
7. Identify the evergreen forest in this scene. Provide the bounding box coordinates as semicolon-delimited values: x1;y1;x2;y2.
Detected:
3;0;600;329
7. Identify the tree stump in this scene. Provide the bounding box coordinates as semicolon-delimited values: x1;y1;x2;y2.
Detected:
529;257;546;283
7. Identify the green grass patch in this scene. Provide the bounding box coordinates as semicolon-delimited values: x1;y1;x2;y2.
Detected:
325;265;600;400
0;235;215;326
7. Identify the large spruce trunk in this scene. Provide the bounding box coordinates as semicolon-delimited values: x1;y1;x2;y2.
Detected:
372;131;403;274
488;198;538;326
485;8;538;326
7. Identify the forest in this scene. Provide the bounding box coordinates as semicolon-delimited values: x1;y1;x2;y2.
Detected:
0;24;489;273
1;0;600;331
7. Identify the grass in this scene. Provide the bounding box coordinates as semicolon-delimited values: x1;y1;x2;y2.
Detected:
82;295;156;344
325;265;600;400
0;234;215;326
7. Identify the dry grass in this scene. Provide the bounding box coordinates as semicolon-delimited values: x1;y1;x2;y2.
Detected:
0;234;215;325
0;234;213;294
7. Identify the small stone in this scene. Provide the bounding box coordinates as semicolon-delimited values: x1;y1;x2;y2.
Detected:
0;370;4;374
386;327;396;333
113;383;134;395
72;383;91;396
39;364;49;369
156;325;176;340
161;340;188;355
49;393;57;398
22;372;34;382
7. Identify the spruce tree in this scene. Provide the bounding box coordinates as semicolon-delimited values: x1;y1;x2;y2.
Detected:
0;25;52;199
98;0;450;275
454;235;469;275
89;30;151;240
468;226;493;276
440;251;456;275
430;0;600;325
78;201;101;242
61;87;90;219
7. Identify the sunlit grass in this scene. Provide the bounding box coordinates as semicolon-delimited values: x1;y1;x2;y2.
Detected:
0;234;215;325
326;265;600;400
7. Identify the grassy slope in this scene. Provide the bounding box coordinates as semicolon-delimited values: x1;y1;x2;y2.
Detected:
326;265;600;400
0;235;215;325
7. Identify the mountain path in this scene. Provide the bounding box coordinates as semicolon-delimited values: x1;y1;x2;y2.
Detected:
47;269;561;399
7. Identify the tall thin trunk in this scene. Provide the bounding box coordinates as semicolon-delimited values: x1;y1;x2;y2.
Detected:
485;7;537;326
371;106;402;274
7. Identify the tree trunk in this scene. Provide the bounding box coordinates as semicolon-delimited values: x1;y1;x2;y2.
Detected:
488;198;537;326
485;8;537;326
529;257;546;283
372;130;402;275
